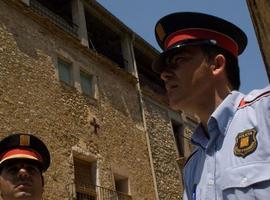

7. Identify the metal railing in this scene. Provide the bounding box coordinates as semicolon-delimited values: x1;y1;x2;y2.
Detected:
29;0;78;36
98;185;131;200
71;184;132;200
76;184;96;200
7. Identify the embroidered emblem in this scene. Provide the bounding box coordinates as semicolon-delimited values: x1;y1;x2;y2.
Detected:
234;128;257;158
156;23;166;42
20;134;30;146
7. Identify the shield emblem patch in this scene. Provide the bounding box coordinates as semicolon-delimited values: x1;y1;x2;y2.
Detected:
234;128;257;158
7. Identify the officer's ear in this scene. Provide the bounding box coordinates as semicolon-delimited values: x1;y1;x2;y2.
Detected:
211;54;226;76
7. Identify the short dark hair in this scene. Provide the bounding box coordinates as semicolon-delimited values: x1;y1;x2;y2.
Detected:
201;45;240;90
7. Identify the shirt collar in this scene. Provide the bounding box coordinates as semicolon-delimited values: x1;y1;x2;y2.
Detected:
210;90;244;136
191;123;209;149
191;91;244;149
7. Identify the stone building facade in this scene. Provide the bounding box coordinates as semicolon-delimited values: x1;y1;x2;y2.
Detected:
0;0;195;199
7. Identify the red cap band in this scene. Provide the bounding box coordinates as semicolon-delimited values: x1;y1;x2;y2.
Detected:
0;148;43;164
164;28;239;57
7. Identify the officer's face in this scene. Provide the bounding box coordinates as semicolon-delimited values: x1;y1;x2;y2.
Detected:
0;159;43;200
160;46;214;112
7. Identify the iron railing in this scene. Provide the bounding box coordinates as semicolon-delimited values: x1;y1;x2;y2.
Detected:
29;0;78;36
98;185;131;200
70;183;132;200
76;184;96;200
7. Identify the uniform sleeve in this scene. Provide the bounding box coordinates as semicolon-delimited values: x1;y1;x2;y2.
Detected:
222;180;270;200
222;90;270;199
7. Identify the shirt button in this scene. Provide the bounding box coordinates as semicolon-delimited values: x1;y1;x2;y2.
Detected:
208;179;214;185
241;177;248;185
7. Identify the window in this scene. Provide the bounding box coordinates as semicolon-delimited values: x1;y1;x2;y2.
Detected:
58;58;72;85
80;71;93;96
114;174;131;199
74;158;97;200
171;120;184;157
115;177;128;194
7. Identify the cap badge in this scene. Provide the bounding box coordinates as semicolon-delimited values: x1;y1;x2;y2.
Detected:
234;128;257;158
156;23;166;42
20;135;30;146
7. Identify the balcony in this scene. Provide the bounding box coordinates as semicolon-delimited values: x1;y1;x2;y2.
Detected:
29;0;78;36
70;184;132;200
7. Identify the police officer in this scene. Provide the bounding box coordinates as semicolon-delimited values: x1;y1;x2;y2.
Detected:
0;133;50;200
152;12;270;200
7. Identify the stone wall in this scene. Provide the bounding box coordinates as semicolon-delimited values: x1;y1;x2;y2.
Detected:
143;98;183;200
0;1;156;199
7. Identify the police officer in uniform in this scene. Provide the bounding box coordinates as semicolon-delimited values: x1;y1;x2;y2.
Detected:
0;133;50;200
152;12;270;200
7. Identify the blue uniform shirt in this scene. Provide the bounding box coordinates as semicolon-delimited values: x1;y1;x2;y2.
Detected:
183;85;270;200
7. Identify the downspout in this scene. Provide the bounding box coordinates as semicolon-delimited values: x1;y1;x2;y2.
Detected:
130;33;160;200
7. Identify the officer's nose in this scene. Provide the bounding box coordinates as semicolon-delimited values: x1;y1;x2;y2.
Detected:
17;167;30;179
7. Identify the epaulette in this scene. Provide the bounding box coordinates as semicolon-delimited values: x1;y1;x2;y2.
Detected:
238;87;270;109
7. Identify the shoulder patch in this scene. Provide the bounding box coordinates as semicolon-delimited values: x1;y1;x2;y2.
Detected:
238;90;270;109
234;128;257;158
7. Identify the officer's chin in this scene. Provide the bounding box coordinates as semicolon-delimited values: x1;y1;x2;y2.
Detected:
14;189;33;198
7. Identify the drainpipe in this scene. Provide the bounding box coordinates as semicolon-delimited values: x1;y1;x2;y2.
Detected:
130;33;160;200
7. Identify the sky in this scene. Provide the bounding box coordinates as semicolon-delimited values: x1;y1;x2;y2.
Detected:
96;0;269;94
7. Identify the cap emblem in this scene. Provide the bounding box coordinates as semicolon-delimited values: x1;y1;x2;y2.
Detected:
156;23;166;42
20;134;30;146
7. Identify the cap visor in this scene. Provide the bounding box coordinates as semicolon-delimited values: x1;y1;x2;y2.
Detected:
0;154;40;165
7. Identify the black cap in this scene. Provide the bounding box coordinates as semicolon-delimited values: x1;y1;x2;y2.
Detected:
152;12;248;73
0;133;50;172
